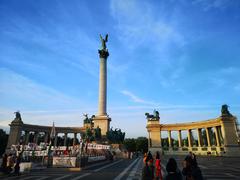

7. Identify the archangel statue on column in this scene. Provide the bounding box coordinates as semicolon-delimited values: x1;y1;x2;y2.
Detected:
100;34;108;50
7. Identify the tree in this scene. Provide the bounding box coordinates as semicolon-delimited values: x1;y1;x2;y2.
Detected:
135;137;148;153
123;138;136;152
0;129;8;156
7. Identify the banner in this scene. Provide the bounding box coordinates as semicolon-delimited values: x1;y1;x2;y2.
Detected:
53;157;76;167
88;156;106;162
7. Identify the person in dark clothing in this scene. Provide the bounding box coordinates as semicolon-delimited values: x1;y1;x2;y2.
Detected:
1;153;8;174
182;155;203;180
142;160;154;180
145;151;153;164
14;155;21;176
165;158;182;180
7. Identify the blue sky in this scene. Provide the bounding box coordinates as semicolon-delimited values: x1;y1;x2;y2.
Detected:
0;0;240;138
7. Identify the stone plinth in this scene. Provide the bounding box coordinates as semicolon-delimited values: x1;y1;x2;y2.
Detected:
93;115;111;136
146;119;162;154
220;115;240;156
7;117;23;148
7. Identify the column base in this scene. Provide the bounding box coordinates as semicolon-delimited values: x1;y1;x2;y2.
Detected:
223;145;240;157
149;147;162;155
93;115;111;136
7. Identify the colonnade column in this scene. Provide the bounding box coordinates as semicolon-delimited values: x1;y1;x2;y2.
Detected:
73;133;77;146
197;128;203;147
64;133;68;146
54;133;58;147
206;128;211;147
34;132;39;145
178;130;182;148
44;132;49;143
25;131;30;145
214;126;220;147
187;129;192;147
168;130;172;148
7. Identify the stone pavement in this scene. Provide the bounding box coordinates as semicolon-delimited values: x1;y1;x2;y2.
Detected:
1;156;240;179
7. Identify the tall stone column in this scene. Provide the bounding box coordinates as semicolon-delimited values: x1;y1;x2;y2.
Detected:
98;51;108;116
178;130;182;148
93;35;111;136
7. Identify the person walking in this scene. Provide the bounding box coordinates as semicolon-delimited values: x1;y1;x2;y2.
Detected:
182;155;203;180
146;151;153;165
6;154;14;174
14;155;21;176
155;151;163;180
165;158;182;180
1;153;8;174
142;159;155;180
143;153;148;164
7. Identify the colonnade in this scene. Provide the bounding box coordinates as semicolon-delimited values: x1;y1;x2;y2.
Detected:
146;115;240;156
7;120;85;148
22;130;81;146
162;126;222;149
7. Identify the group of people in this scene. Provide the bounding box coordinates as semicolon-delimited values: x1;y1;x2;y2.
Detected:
0;153;21;176
142;151;203;180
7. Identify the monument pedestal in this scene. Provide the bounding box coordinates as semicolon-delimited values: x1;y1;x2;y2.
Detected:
93;115;111;136
7;114;23;148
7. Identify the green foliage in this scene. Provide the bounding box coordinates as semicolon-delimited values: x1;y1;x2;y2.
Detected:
183;138;188;146
123;137;148;153
0;129;8;156
161;138;169;147
123;138;136;152
135;137;148;153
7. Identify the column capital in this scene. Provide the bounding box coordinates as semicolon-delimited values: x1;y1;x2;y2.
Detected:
98;49;109;59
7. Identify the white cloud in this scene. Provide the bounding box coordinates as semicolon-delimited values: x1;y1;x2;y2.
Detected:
110;0;186;49
2;16;99;78
0;68;86;110
109;0;187;89
120;90;157;105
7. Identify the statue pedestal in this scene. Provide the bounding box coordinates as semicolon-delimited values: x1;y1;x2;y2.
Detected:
7;118;23;148
93;115;111;136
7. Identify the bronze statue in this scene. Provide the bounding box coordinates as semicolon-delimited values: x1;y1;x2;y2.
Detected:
221;104;232;116
14;111;22;120
94;126;101;140
145;110;160;121
100;34;108;50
